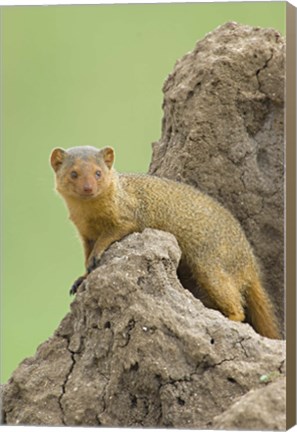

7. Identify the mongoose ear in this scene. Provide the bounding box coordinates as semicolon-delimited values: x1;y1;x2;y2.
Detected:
101;147;114;169
50;148;66;172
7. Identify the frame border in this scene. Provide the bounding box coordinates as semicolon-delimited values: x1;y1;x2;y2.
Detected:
286;2;296;429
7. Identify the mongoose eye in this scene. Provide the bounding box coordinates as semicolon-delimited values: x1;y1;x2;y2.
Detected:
95;170;101;179
70;171;78;179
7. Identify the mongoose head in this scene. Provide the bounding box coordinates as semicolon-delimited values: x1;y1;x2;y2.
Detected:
50;146;115;200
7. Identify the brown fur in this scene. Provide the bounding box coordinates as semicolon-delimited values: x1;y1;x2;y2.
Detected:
50;146;280;339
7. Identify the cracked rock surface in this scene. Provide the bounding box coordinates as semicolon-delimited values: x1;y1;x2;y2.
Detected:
149;22;285;332
2;230;285;428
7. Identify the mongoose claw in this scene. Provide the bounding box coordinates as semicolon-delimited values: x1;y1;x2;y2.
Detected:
70;275;86;295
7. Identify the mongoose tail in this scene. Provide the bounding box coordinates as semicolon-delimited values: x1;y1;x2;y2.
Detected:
246;276;281;339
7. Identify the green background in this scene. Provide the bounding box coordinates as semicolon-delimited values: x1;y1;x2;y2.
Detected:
1;2;285;383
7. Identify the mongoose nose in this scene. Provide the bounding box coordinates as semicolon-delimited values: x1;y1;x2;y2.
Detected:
83;184;93;194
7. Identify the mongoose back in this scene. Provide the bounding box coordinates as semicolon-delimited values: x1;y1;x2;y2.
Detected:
50;145;280;339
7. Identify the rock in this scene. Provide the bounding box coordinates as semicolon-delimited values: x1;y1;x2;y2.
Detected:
213;377;286;430
1;337;72;425
149;22;285;332
2;229;285;427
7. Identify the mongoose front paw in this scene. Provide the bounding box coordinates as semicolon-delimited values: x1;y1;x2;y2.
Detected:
70;275;86;295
